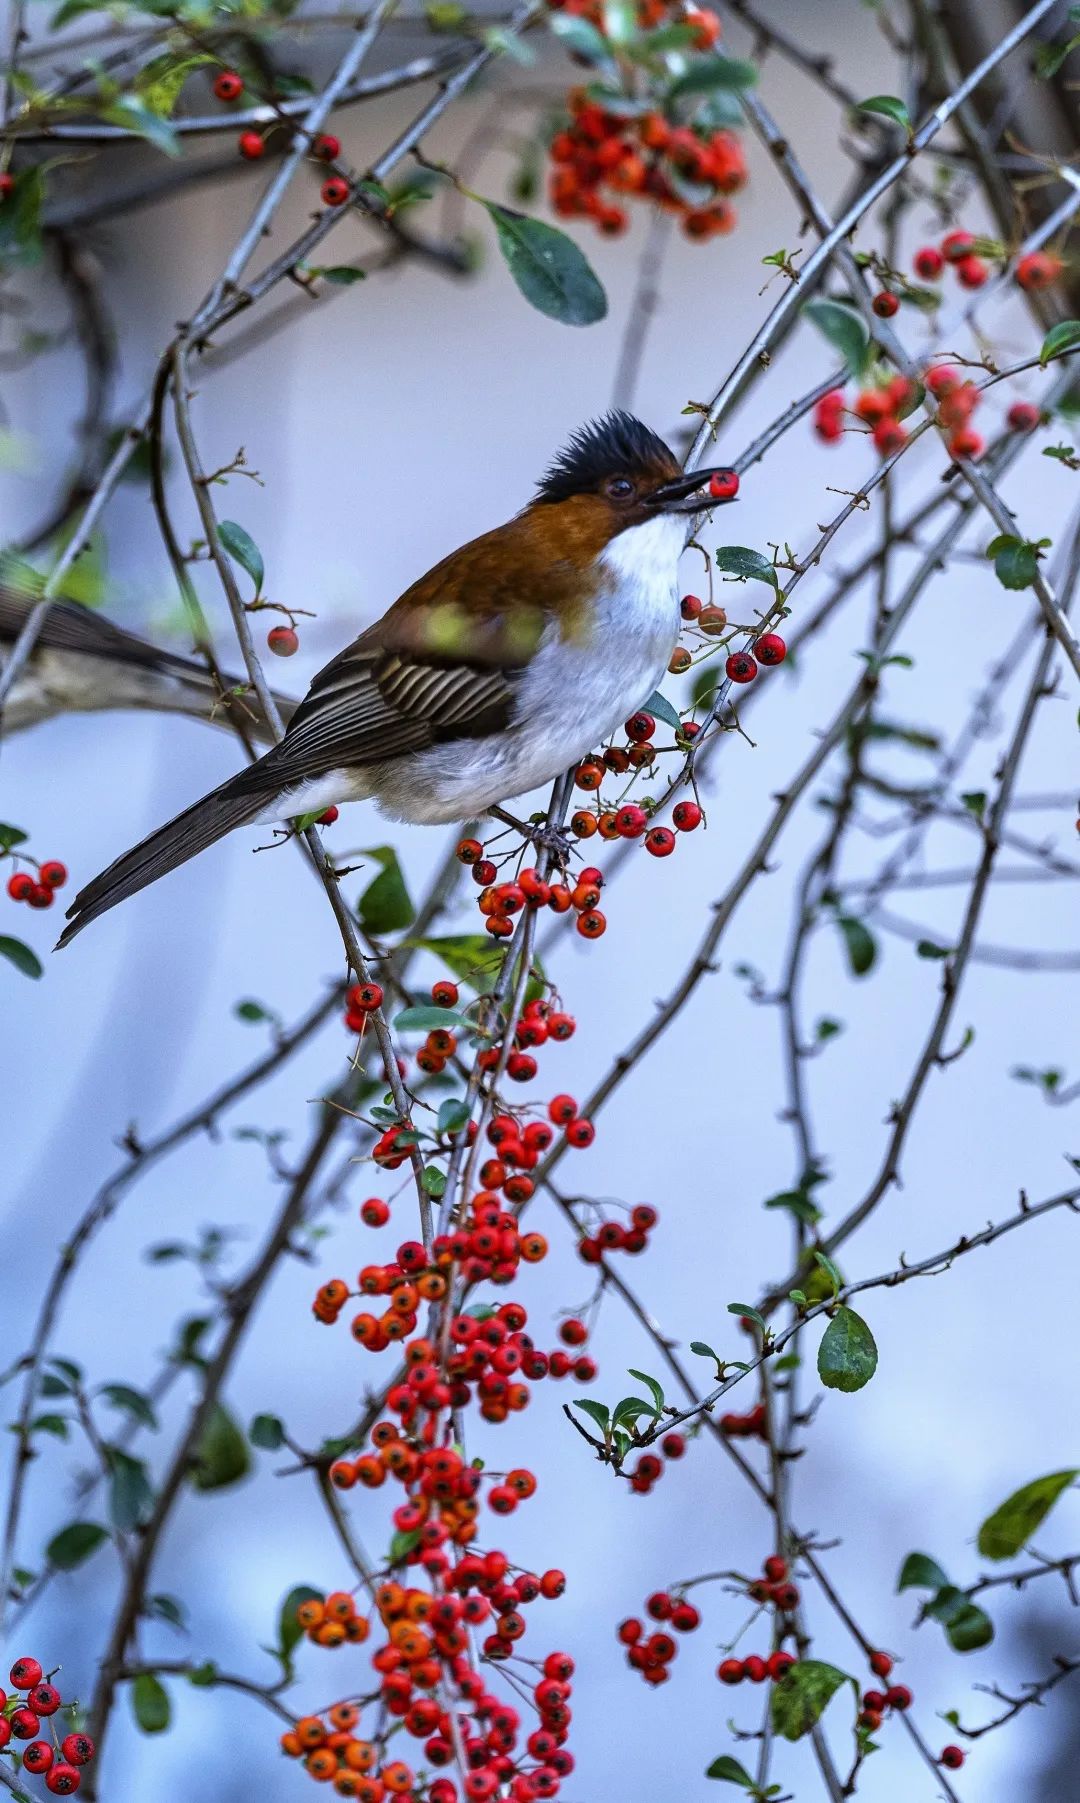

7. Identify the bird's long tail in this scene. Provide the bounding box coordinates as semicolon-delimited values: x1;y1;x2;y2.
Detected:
57;767;276;948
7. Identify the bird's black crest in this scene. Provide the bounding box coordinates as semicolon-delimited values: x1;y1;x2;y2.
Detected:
534;411;679;504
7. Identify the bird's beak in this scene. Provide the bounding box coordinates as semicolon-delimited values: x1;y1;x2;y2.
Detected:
646;467;739;514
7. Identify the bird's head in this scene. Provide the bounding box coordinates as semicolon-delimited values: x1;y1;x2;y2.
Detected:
531;410;738;532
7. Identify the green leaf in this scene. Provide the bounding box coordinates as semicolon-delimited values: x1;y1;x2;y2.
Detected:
108;1448;155;1532
357;846;414;935
642;688;683;731
0;936;43;979
308;264;367;285
813;1250;842;1296
925;1586;995;1651
28;1414;69;1439
898;1551;950;1592
145;1593;187;1629
1035;31;1080;77
960;791;986;818
669;54;758;97
390;1527;422;1562
817;1307;878;1393
548;12;612;62
422;1165;447;1198
102;97;181;157
628;1368;665;1414
977;1470;1079;1560
706;1754;754;1785
612;1395;660;1429
235;998;273;1023
835;914;877;977
916;939;952;960
715;545;779;589
249;1413;286;1450
278;1585;322;1661
483;202;607;326
46;1521;109;1570
0;823;28;852
1040;320;1080;366
392;1004;467;1034
218;520;264;594
136;51;213;116
190;1403;252;1491
805;298;871;380
690;1340;721;1361
99;1383;159;1430
602;0;638;45
727;1303;766;1332
571;1397;611;1435
771;1660;852;1741
407;934;506;989
856;94;911;130
987;534;1040;590
438;1099;470;1135
188;1661;219;1687
131;1672;171;1733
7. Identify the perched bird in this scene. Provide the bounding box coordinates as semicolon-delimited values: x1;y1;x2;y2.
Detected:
58;412;735;947
0;582;291;743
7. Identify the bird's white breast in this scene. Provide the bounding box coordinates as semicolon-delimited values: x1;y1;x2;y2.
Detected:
366;512;686;824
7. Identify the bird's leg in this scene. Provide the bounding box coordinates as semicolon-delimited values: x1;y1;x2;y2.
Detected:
488;806;574;869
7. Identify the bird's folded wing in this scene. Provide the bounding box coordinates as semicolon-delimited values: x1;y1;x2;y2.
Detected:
251;608;542;788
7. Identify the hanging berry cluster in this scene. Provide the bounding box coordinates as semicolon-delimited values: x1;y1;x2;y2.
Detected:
5;856;67;911
1;1658;95;1795
811;362;1042;462
545;2;750;239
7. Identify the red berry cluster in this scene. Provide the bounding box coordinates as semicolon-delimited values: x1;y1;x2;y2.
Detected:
6;860;67;911
0;1659;95;1795
458;836;612;943
616;1590;702;1686
814;362;1005;462
546;3;748;241
716;1649;796;1686
910;232;1063;295
577;1201;658;1264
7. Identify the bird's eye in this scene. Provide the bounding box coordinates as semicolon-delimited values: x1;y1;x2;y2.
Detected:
607;477;634;499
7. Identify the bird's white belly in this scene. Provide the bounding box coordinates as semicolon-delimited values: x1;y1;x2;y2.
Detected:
370;513;685;824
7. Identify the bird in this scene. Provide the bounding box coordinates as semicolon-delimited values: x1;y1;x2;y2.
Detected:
0;580;291;744
57;411;736;947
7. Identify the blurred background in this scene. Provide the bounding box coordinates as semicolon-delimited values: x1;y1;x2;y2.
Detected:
2;0;1079;1796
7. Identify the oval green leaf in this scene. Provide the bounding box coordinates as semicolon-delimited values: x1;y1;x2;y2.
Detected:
706;1754;753;1785
804;298;870;380
131;1672;171;1733
0;935;43;979
484;203;607;326
771;1659;852;1741
817;1306;878;1393
46;1521;109;1571
976;1469;1079;1560
1040;320;1080;366
218;520;264;594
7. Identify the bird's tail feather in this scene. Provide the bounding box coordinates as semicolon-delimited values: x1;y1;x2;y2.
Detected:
57;770;274;948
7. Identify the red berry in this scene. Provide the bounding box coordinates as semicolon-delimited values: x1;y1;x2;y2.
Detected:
644;827;675;858
348;981;383;1011
940;1746;964;1770
873;417;907;456
46;1768;81;1797
646;1590;672;1620
238;130;265;160
868;1650;893;1679
708;469;739;501
672;800;702;831
213;70;243;101
314;133;341;161
941;229;975;262
661;1431;685;1458
321;176;350;207
10;1659;42;1691
40;860;68;889
725;651;757;684
457;838;483;864
10;1708;40;1739
925;363;961;397
913;245;944;279
431;980;459;1007
267;624;298;656
614;803;648;839
317;806;339;825
886;1684;913;1710
6;871;35;902
30;1682;61;1716
61;1735;95;1766
717;1658;744;1684
0;173;14;201
23;1742;54;1774
763;1555;787;1582
27;883;54;909
956;254;988;289
624;710;655;742
1007;400;1040;432
743;1655;767;1682
872;290;899;317
360;1197;389;1227
549;1094;578;1126
948;426;984;460
755;632;786;666
680;593;702;620
767;1650;796;1680
559;1317;588;1346
565;1117;595;1148
618;1617;642;1644
1016;250;1062;291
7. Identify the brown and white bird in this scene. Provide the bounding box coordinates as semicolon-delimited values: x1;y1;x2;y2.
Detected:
58;412;735;946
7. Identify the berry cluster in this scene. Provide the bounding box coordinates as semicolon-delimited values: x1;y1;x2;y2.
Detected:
616;1590;702;1686
1;1659;95;1795
624;1424;684;1495
458;837;612;943
576;1201;658;1264
908;232;1063;295
5;859;67;911
811;361;1041;463
545;2;748;241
